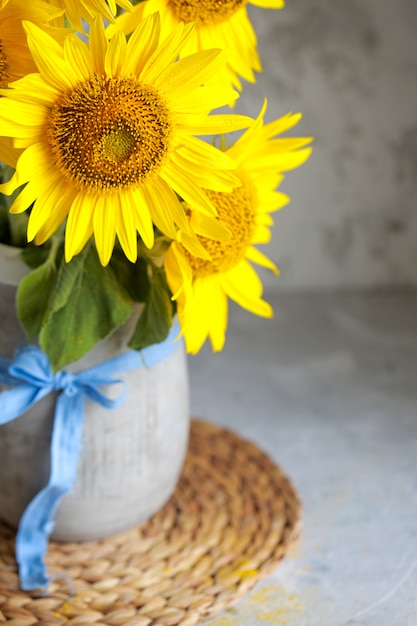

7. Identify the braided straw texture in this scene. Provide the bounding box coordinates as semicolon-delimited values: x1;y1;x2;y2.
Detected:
0;419;301;626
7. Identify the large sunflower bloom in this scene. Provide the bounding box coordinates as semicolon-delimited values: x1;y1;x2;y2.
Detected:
46;0;133;31
164;102;313;354
129;0;285;93
0;14;252;266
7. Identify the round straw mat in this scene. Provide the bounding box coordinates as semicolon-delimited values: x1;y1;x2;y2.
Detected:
0;418;301;626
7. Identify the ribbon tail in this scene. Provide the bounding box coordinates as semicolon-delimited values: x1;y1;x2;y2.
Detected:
16;392;85;590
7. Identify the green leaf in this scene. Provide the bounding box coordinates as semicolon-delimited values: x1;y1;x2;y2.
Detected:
21;245;51;269
16;260;57;340
128;267;174;351
109;250;151;302
39;244;132;371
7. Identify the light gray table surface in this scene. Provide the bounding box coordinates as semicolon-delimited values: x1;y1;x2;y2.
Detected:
188;290;417;626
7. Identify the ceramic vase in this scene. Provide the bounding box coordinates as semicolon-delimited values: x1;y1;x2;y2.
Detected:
0;244;190;541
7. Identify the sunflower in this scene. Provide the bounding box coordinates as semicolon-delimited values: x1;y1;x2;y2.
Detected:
122;0;286;93
0;0;64;89
0;0;66;167
164;102;313;354
0;14;253;266
46;0;133;31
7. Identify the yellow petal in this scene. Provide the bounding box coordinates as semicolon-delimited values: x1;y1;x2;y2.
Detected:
177;228;211;260
252;225;272;244
142;20;194;85
189;210;231;241
104;29;126;77
0;74;59;106
183;278;210;354
23;21;79;91
245;246;279;274
177;113;252;136
164;243;192;301
64;35;94;81
249;0;284;5
90;16;108;75
0;99;46;129
0;143;48;195
170;151;238;193
253;147;313;172
168;82;238;114
31;184;74;244
204;276;228;352
176;136;236;171
93;195;117;266
221;260;273;318
122;189;154;250
26;173;66;239
0;136;21;168
124;12;160;76
107;3;145;37
138;183;175;240
157;49;229;95
160;162;217;216
65;193;95;262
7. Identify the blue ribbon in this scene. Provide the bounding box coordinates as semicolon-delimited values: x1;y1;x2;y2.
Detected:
0;321;181;591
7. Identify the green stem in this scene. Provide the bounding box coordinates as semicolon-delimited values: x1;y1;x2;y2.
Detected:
47;222;66;268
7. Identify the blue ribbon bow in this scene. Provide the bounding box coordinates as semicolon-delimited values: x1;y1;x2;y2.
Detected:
0;321;180;591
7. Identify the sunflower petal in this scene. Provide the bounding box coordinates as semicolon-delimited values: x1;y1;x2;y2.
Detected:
93;195;118;266
117;194;139;262
222;260;273;318
23;21;79;90
124;12;160;75
122;189;154;250
64;35;94;81
32;184;74;244
90;16;108;75
245;246;279;274
104;29;127;77
0;143;49;195
65;194;95;262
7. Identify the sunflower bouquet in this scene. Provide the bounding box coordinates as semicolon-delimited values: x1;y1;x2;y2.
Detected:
0;0;312;371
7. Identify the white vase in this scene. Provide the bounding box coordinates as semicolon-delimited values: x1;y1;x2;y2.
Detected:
0;244;190;541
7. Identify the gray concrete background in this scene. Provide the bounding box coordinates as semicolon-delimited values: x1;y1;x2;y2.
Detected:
192;3;417;623
190;291;417;625
233;0;417;290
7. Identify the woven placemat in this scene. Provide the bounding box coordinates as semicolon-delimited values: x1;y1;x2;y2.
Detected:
0;418;301;626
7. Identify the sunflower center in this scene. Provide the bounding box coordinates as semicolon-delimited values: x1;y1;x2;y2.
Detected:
0;41;9;89
47;76;172;193
184;176;257;277
168;0;247;26
100;128;137;163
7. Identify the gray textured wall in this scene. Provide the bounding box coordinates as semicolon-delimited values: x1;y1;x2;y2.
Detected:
234;0;417;290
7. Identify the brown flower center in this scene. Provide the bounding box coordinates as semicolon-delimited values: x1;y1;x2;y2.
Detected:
184;175;257;276
47;76;172;193
0;41;9;89
167;0;247;26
